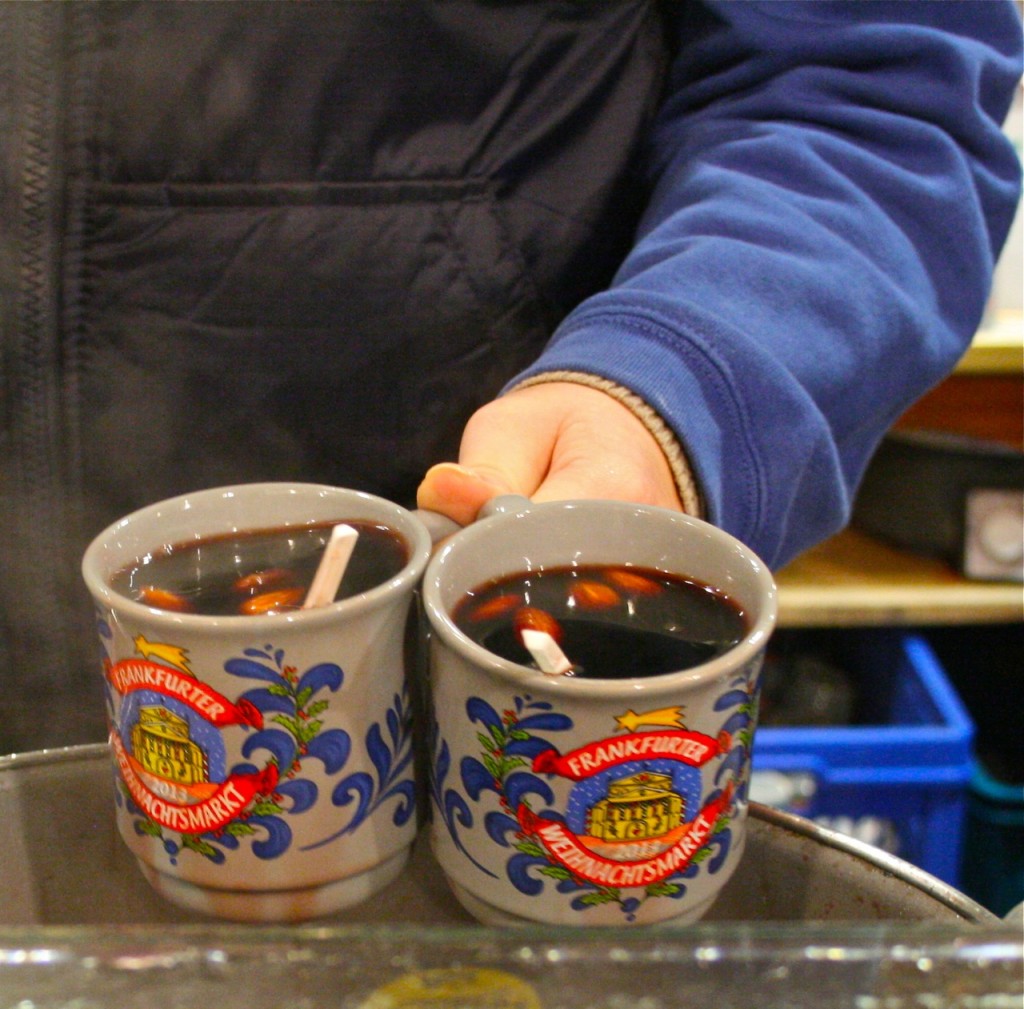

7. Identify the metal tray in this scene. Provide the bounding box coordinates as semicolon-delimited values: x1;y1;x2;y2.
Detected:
2;746;1021;1009
0;743;996;926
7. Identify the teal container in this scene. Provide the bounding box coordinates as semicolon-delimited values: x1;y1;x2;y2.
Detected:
925;624;1023;917
960;760;1024;918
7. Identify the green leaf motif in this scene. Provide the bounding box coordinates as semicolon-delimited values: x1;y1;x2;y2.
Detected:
496;756;527;778
251;799;284;817
514;839;546;858
578;889;620;906
539;864;573;880
646;880;681;897
225;821;258;837
272;714;303;738
182;835;218;858
299;718;323;743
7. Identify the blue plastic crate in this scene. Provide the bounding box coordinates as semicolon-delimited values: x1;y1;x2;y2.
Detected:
750;630;974;887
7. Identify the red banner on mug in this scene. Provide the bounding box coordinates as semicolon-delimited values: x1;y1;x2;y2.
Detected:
532;729;721;780
517;787;733;888
110;730;278;834
106;658;263;729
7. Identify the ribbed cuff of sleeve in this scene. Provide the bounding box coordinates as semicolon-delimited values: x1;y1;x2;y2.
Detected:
507;370;704;519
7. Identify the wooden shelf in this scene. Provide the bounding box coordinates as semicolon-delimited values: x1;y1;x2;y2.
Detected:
775;527;1023;628
957;312;1023;375
771;317;1022;629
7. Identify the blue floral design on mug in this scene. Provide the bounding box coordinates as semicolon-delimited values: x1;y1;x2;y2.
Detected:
106;635;413;864
435;681;752;922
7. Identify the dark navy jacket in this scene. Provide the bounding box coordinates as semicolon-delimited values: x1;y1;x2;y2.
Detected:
0;1;1019;750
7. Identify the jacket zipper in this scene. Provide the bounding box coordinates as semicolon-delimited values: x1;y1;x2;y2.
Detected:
0;0;72;691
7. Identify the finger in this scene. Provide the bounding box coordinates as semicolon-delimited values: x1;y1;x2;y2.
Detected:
416;462;512;525
455;394;558;495
416;391;559;524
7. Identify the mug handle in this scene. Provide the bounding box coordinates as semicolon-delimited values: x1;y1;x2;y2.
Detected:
412;509;461;546
413;494;533;545
477;494;532;520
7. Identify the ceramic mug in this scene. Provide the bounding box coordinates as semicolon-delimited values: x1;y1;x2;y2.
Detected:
82;482;454;922
422;497;777;927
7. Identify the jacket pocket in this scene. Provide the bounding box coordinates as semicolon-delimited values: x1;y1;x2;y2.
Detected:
76;179;550;518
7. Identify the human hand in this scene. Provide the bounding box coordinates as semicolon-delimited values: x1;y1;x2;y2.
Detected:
416;381;684;525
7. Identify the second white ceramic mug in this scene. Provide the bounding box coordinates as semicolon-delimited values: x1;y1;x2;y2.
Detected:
422;497;777;927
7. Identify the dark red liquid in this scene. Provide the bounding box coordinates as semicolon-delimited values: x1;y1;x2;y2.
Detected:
452;564;747;679
112;520;408;615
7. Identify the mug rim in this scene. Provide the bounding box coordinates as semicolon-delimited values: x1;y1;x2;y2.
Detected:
423;498;777;697
81;482;433;631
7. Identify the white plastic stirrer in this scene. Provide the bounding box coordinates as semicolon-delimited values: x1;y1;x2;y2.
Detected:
302;523;359;609
520;628;575;676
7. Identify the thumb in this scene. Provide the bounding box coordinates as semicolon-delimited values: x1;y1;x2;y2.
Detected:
416;461;518;526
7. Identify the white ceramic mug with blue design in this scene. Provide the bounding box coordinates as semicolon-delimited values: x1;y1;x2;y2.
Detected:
82;482;451;923
422;497;777;927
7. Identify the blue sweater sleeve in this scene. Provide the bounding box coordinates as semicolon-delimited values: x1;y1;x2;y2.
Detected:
511;0;1023;569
